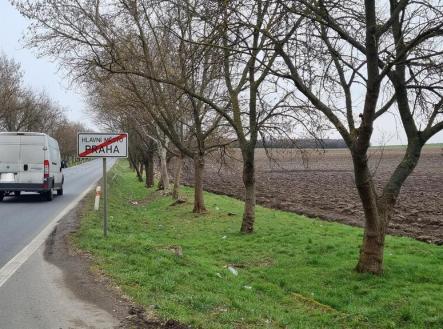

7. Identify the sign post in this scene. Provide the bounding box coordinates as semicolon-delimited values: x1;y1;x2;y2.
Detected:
78;132;128;237
103;158;108;237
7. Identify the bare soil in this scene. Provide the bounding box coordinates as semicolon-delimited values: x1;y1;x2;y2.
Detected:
182;147;443;244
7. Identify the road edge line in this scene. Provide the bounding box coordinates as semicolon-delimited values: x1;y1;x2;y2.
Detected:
0;180;99;288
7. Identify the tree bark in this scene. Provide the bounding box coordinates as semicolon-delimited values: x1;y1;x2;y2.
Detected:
129;153;143;182
356;200;391;274
193;154;206;213
353;140;423;274
240;148;255;233
158;145;170;191
139;162;144;181
351;151;386;274
144;152;154;188
172;155;184;200
128;153;135;169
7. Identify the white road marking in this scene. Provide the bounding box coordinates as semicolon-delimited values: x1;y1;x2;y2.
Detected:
0;180;99;289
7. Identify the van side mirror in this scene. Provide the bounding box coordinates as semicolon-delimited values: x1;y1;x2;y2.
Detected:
61;160;68;169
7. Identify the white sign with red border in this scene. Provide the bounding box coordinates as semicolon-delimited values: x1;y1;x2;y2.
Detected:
78;132;128;158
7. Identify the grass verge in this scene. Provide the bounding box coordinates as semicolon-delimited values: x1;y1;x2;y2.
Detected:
74;161;443;329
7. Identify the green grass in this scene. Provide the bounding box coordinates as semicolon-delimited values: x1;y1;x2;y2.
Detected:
74;161;443;329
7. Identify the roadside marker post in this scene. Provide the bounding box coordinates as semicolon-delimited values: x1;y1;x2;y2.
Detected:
94;186;101;211
78;132;128;237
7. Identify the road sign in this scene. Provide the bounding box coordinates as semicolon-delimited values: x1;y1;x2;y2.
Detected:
77;132;128;158
77;132;128;237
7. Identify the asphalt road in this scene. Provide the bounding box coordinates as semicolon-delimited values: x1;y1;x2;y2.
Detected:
0;159;113;268
0;248;118;328
0;159;118;328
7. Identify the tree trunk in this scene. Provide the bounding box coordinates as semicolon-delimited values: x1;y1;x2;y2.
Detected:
353;140;423;274
145;151;154;188
128;155;134;169
158;145;170;191
139;162;144;180
172;155;184;200
193;154;206;213
136;163;143;182
240;148;255;233
129;153;143;182
352;152;385;274
356;201;392;274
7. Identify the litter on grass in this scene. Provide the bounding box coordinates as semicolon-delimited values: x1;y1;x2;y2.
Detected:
227;266;238;276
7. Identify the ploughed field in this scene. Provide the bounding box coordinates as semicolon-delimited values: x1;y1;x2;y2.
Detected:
182;146;443;244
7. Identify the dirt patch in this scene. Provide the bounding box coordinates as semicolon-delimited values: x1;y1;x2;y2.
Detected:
181;147;443;244
44;194;189;329
119;306;188;329
128;198;151;206
128;190;163;207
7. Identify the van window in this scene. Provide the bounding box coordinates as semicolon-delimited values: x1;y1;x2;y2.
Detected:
49;147;59;163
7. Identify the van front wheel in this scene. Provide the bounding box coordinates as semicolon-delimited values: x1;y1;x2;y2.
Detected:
57;188;63;196
0;192;4;201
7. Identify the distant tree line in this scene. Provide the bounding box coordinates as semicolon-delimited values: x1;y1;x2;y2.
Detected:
0;53;86;160
256;138;347;149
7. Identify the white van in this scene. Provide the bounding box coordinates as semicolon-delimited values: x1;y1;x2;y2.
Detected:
0;132;65;201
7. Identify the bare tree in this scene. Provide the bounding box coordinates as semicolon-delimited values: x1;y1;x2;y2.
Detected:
270;0;443;273
87;77;159;187
0;54;23;129
16;0;234;213
16;0;308;232
0;53;65;135
53;120;87;160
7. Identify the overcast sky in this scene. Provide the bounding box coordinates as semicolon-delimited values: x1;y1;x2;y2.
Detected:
0;1;442;145
0;1;91;128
